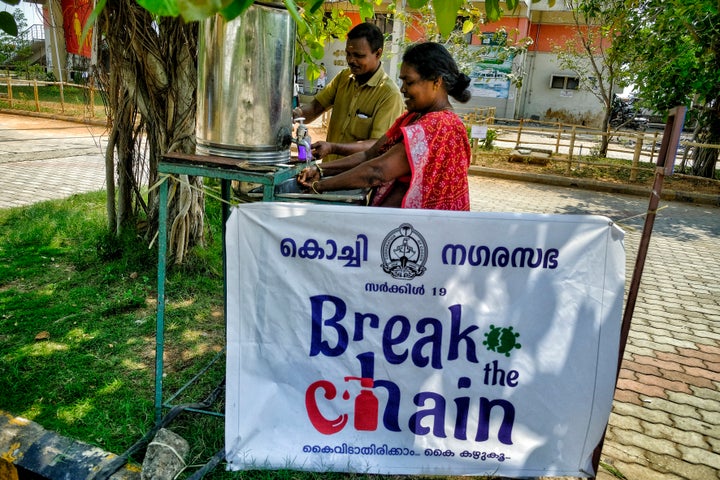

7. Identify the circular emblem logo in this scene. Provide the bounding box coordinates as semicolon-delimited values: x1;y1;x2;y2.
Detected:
380;223;428;280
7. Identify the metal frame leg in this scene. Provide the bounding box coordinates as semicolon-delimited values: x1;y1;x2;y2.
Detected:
154;176;169;424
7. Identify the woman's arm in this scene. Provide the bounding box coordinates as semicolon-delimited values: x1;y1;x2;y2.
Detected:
311;142;410;192
297;134;389;187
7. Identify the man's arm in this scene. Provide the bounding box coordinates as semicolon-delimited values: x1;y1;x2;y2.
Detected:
293;99;325;124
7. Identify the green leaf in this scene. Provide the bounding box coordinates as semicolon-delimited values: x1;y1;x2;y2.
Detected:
283;0;305;29
506;0;518;10
174;0;227;21
485;0;502;22
135;0;180;17
0;11;18;36
307;0;324;14
433;0;462;38
547;0;555;7
1;0;21;6
310;42;324;59
220;0;254;20
407;0;428;8
359;2;374;21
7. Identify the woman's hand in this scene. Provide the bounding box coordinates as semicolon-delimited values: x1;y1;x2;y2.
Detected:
311;141;332;159
297;165;321;189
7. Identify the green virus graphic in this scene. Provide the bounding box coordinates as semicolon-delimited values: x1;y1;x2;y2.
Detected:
483;325;522;357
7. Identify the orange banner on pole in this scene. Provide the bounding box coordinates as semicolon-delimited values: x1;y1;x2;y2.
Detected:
60;0;93;58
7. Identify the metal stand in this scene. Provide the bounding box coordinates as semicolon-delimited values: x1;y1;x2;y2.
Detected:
94;153;307;480
154;152;307;423
591;106;686;478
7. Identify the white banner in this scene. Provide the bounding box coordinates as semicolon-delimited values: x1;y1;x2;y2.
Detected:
225;203;625;478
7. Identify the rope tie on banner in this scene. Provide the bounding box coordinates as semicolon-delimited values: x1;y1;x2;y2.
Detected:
614;205;668;231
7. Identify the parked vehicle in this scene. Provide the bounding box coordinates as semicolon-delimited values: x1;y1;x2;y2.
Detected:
610;94;649;130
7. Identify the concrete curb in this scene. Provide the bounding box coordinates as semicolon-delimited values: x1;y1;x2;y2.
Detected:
469;166;720;207
0;411;140;480
0;108;108;128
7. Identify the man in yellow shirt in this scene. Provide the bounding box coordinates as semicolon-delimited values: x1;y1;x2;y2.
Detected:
293;22;405;162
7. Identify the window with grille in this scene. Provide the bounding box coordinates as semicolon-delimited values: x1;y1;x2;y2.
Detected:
550;74;580;90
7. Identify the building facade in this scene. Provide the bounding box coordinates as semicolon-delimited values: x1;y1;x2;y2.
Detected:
310;0;613;127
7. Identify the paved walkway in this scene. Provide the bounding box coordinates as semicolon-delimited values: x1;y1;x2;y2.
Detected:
468;177;720;480
0;113;108;209
1;112;718;479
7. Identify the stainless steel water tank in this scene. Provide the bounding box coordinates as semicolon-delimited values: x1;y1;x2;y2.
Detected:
196;3;295;163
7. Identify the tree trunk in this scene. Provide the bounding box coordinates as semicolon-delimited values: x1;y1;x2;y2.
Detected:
692;97;720;178
96;0;204;263
599;100;612;157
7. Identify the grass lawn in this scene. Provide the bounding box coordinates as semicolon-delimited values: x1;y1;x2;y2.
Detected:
0;189;235;477
2;189;482;479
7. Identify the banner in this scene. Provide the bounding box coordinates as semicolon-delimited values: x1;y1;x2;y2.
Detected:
225;203;625;477
60;0;93;58
471;32;512;99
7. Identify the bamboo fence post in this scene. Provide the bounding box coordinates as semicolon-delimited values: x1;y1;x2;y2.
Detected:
630;132;644;181
33;80;40;112
7;77;12;108
555;122;562;154
648;131;659;164
90;84;95;118
568;125;577;166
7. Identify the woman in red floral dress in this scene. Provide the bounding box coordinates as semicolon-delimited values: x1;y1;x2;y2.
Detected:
297;42;472;211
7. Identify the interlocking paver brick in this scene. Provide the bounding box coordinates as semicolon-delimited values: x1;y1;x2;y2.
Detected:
670;415;716;437
692;343;720;360
690;385;720;402
645;452;720;479
635;372;691;394
621;430;680;455
631;354;686;372
666;391;720;412
622;359;662;377
657;350;709;369
612;401;673;425
698;409;720;426
607;411;643;432
680;444;720;468
641;422;709;449
612;388;644;405
616;378;667;399
662;370;716;390
683;365;720;382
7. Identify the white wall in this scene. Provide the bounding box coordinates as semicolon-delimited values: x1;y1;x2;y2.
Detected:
517;51;606;127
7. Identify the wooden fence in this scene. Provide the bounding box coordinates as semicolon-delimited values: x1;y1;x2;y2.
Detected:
463;111;720;180
0;76;104;119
